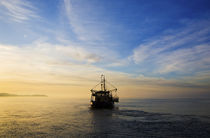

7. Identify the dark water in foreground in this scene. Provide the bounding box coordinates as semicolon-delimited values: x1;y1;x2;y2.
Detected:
0;98;210;137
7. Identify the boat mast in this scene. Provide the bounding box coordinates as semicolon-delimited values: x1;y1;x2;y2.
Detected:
101;75;106;91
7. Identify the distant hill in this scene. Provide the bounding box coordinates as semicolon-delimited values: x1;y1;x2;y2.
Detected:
0;93;47;97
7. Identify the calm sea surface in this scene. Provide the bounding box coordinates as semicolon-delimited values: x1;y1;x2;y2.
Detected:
0;97;210;137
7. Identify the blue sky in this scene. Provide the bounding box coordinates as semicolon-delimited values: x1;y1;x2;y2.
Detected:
0;0;210;98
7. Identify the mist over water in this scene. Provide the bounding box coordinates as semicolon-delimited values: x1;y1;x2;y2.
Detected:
0;97;210;137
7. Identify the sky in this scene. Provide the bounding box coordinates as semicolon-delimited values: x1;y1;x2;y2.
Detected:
0;0;210;98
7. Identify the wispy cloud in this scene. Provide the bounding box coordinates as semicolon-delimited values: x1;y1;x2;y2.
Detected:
1;41;210;98
157;44;210;74
132;20;210;74
1;41;209;88
0;42;103;85
0;0;39;23
63;0;112;43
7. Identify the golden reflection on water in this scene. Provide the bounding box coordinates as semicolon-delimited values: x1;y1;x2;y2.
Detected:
0;97;93;137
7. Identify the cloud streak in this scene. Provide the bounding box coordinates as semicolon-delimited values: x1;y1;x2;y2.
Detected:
132;20;210;74
0;0;39;23
63;0;114;43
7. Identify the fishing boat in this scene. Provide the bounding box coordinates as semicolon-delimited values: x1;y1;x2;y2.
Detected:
90;75;119;108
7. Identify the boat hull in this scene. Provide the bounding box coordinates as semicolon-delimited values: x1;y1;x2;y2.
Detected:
91;101;114;108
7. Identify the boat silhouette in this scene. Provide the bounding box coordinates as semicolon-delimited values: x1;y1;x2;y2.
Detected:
90;75;119;108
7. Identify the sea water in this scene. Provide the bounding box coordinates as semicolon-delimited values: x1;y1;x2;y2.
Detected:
0;97;210;137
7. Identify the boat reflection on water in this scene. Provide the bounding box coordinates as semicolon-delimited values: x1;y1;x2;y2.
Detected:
89;106;120;137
